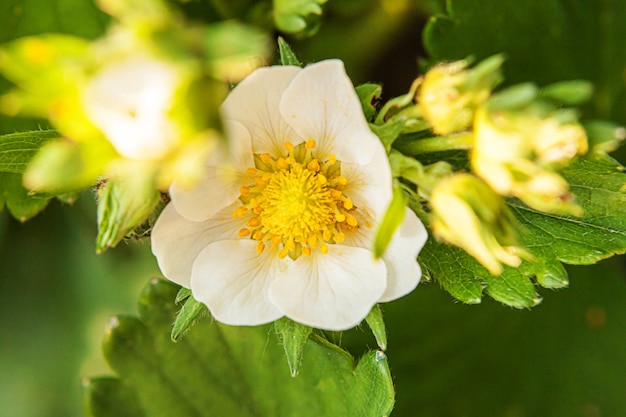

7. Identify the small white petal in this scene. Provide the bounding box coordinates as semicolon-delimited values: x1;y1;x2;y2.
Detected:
269;245;387;330
280;60;376;165
170;121;253;221
341;137;392;218
221;66;302;156
191;240;283;326
150;202;247;287
379;208;428;302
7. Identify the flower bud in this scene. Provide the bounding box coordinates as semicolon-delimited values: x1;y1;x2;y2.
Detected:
418;55;504;135
472;103;587;216
430;174;524;275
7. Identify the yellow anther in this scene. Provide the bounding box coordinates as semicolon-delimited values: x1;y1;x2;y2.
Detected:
286;157;296;165
307;235;318;248
330;189;342;200
346;213;358;227
336;176;347;185
238;228;251;238
253;231;265;240
335;213;346;222
278;248;289;259
272;234;282;246
320;243;329;254
334;233;345;243
255;177;268;187
306;138;316;149
284;141;295;153
262;172;272;181
317;174;327;185
232;206;248;219
253;206;263;214
256;241;265;254
246;217;261;227
245;167;258;175
286;240;296;251
323;229;332;241
239;185;250;196
307;159;320;172
250;198;259;208
277;157;289;170
260;153;272;163
302;247;312;256
343;198;353;210
328;154;337;164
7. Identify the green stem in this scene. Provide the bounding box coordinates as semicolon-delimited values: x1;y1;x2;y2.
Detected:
401;132;474;155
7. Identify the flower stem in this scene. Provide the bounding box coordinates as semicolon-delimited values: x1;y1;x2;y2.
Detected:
400;132;474;155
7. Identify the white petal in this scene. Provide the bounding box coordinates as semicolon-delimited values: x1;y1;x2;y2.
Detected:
191;240;283;326
379;208;428;302
221;65;302;156
150;202;247;287
170;120;253;221
269;245;387;330
280;60;376;165
341;137;392;218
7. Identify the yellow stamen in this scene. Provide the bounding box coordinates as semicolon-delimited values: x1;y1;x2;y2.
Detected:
277;157;289;170
260;153;272;163
306;138;316;149
328;154;337;164
346;213;358;227
330;189;342;200
256;241;265;254
278;248;289;259
320;243;329;254
245;167;258;175
247;217;260;227
307;235;318;248
284;141;295;153
253;231;264;240
286;157;296;165
323;229;332;241
336;176;347;185
239;185;250;196
302;247;312;256
335;213;346;222
232;206;248;219
238;228;251;238
334;233;345;243
343;198;353;210
307;159;320;172
255;177;268;187
272;235;282;246
286;240;296;251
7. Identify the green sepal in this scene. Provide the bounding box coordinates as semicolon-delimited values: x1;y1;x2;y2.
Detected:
373;181;406;259
583;120;626;154
273;0;327;35
170;292;207;342
278;37;302;66
364;305;387;351
369;119;404;153
486;82;539;111
355;83;382;121
274;317;313;377
0;172;51;221
96;177;161;253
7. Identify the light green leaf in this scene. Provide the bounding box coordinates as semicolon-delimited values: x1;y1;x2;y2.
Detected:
273;0;327;35
84;279;395;417
274;317;313;376
0;130;56;173
369;119;404;153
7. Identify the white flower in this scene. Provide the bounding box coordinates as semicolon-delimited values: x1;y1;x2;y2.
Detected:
151;60;427;330
83;53;184;160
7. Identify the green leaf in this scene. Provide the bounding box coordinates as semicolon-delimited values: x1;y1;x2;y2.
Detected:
83;377;146;417
170;294;207;342
278;36;302;66
424;0;626;123
540;80;594;106
373;182;406;259
274;317;313;376
420;153;626;307
0;129;56;173
369;119;404;153
355;83;382;121
364;305;387;351
0;172;50;221
85;278;395;417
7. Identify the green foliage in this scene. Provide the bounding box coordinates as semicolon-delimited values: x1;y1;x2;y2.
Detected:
278;36;303;66
273;0;328;35
373;182;406;258
84;278;395;417
355;83;382;121
170;289;207;341
274;317;313;376
423;0;626;123
364;305;387;351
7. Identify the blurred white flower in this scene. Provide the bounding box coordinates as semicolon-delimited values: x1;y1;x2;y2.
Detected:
151;60;428;330
83;53;184;159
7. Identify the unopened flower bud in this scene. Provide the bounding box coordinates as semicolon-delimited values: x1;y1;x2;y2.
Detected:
418;55;504;135
472;103;587;216
430;174;525;275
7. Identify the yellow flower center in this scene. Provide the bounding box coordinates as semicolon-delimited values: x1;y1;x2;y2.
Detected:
233;139;360;259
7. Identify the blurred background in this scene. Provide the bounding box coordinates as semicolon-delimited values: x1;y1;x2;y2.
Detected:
2;0;626;416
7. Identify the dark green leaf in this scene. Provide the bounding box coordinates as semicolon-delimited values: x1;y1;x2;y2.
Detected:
278;36;302;66
83;377;146;417
274;317;313;376
0;172;50;221
85;278;395;417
